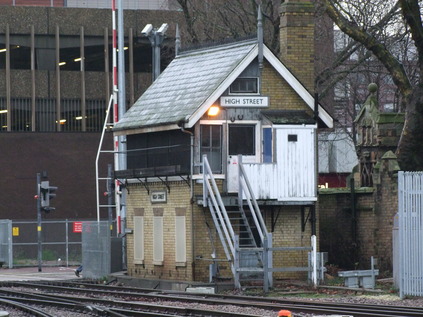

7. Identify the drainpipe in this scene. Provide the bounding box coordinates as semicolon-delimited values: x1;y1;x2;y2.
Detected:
179;122;195;280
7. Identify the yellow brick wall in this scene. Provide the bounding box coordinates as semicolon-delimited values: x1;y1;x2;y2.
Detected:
126;181;194;281
266;205;317;280
126;179;317;282
262;60;314;115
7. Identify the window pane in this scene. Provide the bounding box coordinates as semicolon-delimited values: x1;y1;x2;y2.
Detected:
201;125;210;147
263;128;272;163
200;125;222;173
229;125;255;155
230;78;258;93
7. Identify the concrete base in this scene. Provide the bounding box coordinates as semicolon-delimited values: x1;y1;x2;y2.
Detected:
109;271;234;293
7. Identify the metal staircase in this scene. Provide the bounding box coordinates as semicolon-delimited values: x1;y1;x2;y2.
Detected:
202;155;271;289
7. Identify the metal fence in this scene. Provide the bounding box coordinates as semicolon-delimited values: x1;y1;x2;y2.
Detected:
397;171;423;299
0;219;88;268
81;221;122;279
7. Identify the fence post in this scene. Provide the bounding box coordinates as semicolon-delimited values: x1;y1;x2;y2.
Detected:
234;235;240;289
8;220;13;268
66;219;69;267
311;235;317;287
263;235;268;292
267;232;273;288
398;171;404;299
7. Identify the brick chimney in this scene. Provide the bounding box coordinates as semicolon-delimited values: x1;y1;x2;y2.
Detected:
279;0;315;93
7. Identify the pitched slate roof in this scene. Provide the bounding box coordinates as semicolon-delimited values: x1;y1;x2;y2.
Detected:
114;39;258;132
114;38;333;133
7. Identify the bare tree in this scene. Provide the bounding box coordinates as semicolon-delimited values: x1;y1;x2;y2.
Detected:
175;0;280;52
320;0;423;171
175;0;422;170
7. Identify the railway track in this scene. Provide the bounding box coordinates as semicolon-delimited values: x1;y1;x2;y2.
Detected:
0;280;422;316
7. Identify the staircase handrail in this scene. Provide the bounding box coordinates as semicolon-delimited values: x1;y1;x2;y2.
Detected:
238;155;268;242
202;155;236;256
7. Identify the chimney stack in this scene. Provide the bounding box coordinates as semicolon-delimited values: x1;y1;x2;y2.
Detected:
279;0;315;93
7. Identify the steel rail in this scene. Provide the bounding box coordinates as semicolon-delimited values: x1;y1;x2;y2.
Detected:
0;286;260;317
0;297;55;317
3;280;422;317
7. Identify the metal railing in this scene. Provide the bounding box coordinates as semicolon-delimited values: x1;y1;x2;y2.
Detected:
202;155;235;265
397;171;423;299
202;155;322;291
237;155;268;242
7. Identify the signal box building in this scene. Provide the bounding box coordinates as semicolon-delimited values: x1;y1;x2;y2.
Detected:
114;30;333;286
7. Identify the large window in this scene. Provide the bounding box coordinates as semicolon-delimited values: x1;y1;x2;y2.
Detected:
228;124;255;156
127;131;191;174
200;125;222;173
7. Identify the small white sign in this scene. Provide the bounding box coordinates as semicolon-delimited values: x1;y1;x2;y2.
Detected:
220;96;269;107
151;191;167;203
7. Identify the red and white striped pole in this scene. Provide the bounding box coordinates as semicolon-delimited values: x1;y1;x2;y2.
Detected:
112;0;121;235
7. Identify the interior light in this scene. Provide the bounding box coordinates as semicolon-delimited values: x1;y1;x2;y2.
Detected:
0;109;7;114
56;119;67;124
0;49;6;53
74;57;82;62
59;62;66;66
208;105;220;116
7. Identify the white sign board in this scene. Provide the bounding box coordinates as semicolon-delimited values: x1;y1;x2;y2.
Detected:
220;96;269;107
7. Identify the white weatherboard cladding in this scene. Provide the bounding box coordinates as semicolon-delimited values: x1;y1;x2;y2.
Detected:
243;163;279;199
277;127;316;200
243;126;316;201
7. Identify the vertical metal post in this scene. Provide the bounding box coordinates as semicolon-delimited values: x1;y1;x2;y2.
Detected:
153;33;161;81
263;235;268;292
238;155;242;207
65;219;69;267
112;0;121;235
311;235;317;286
398;171;404;299
31;25;36;131
55;24;61;132
129;27;135;106
5;24;11;131
36;173;42;272
104;27;110;107
117;1;127;272
108;164;113;234
267;232;273;288
80;26;86;131
234;235;240;289
7;220;13;268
